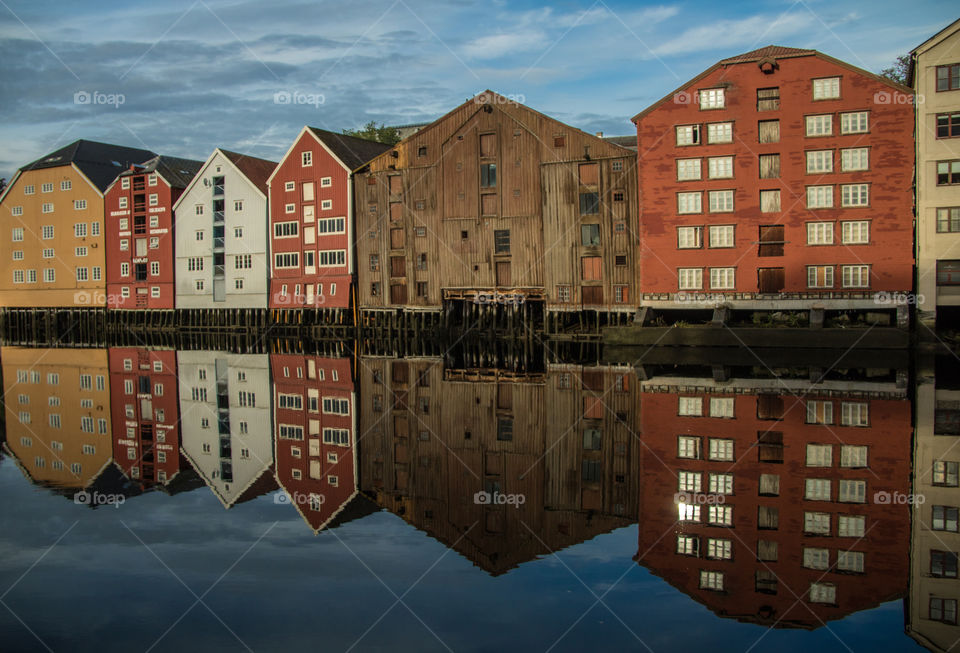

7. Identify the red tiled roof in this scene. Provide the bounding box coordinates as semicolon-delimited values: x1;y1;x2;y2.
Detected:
719;45;816;65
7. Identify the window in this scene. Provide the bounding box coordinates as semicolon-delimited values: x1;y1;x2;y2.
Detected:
937;112;960;138
11;206;22;216
805;478;831;501
678;471;701;492
932;550;959;578
677;534;699;556
301;151;312;166
840;147;869;171
274;221;298;238
709;267;734;290
938;63;960;91
931;598;958;624
12;250;22;260
707;156;733;179
838;514;865;537
759;155;780;180
678;435;701;459
76;267;88;282
838;479;866;503
41;182;53;193
556;285;571;303
758;120;780;143
235;254;252;269
937;208;960;232
318;250;346;266
706;122;732;143
805;222;833;246
43;268;55;283
678;396;702;416
804;512;831;535
150;261;160;276
675;124;701;146
709;473;734;495
679;503;700;522
841;221;869;244
806;185;833;209
581;224;600;246
480;163;497;188
494;229;510;254
24;185;34;194
757;87;780;111
708;190;733;213
812;77;840;100
699;88;724;109
42;203;53;213
579;192;599;214
42;248;54;258
74;199;86;210
841;265;869;288
74;223;87;237
275;252;299;268
708;505;733;526
937;161;960;185
809;583;837;605
707;538;732;560
321;199;332;210
317;217;346;234
699;571;723;591
678;268;702;290
148;193;158;207
806;443;833;467
934;506;960;532
708;225;734;248
806;114;833;137
677;226;703;249
806;150;832;174
841;184;869;207
807;265;834;288
677;192;702;214
709;397;734;418
11;227;23;242
803;547;830;570
840;111;869;134
708;438;733;461
676;158;701;180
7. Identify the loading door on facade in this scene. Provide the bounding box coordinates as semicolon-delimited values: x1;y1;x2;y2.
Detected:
496;261;511;286
582;286;603;305
390;283;407;305
757;268;784;294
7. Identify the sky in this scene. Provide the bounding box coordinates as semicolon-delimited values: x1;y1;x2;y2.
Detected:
0;0;955;180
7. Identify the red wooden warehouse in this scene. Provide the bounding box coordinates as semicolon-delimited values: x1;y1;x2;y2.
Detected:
267;127;390;313
632;46;915;318
104;156;202;309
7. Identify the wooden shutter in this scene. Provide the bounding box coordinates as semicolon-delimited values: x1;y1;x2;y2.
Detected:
758;267;785;293
391;361;409;384
393;415;409;437
495;261;511;286
479;133;496;157
758;120;780;143
581;256;602;280
583;396;603;419
390;283;407;304
390;228;404;249
389;202;403;221
578;162;599;185
758;431;784;463
757;88;780;111
759;155;780;179
757;395;784;420
388;175;402;194
758;225;784;256
759;474;780;496
481;193;497;216
390;256;405;277
758;505;779;529
582;286;603;305
760;190;781;212
581;371;603;391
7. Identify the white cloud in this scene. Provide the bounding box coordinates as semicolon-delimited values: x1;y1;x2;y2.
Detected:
462;30;549;59
653;12;816;56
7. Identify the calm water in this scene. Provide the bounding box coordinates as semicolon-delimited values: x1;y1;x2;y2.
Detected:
0;341;951;652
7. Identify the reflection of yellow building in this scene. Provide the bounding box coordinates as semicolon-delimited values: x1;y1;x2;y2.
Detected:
908;354;960;651
0;140;153;307
1;347;112;488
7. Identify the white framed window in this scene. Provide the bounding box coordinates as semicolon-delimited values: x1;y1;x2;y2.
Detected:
699;571;724;591
677;192;702;214
60;180;71;191
317;250;346;267
43;268;55;283
76;267;88;281
706;122;732;143
148;173;158;186
708;225;734;248
699;88;725;109
678;396;702;416
120;262;130;276
709;267;735;290
274;221;299;238
838;479;866;503
149;236;159;249
42;248;54;258
150;261;160;276
706;156;733;179
708;190;733;213
709;473;733;495
677;226;703;249
840;111;869;134
841;148;869;171
841;264;869;288
806;150;833;174
675;124;701;146
120;286;129;297
195;279;204;291
676;158;701;181
41;182;53;193
151;286;160;298
708;505;733;526
838;514;865;537
837;551;864;573
321;199;332;210
810;582;837;604
678;435;701;459
320;176;332;187
148;193;158;206
11;227;23;242
841;221;869;244
301;151;313;166
26;269;36;283
75;246;87;257
274;252;299;269
74;223;87;237
804;511;831;535
806;222;833;245
807;265;834;288
678;267;703;290
840;401;869;426
707;538;732;560
709;397;734;418
804;478;831;501
678;470;701;492
148;215;157;228
806;114;833;137
121;178;130;190
24;184;34;194
708;438;734;462
285;203;295;214
12;250;23;260
234;200;243;211
677;534;699;556
803;547;830;570
841;184;869;207
806;185;833;209
284;181;295;192
74;200;87;210
840;445;868;468
119;197;128;209
812;77;840;100
806;443;833;466
42;202;53;213
194;204;203;215
11;206;22;216
317;217;346;234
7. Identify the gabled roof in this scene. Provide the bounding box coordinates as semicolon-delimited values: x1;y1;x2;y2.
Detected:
219;149;277;195
718;45;816;64
603;135;637;150
307;127;393;170
116;155;204;189
20;139;156;192
908;18;960;87
632;45;913;123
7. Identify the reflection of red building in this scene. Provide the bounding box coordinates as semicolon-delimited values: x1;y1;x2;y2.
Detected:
108;348;182;487
267;128;390;311
104;156;202;309
270;353;357;533
637;387;910;627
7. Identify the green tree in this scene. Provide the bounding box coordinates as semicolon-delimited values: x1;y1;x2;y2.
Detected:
343;121;401;145
880;54;911;85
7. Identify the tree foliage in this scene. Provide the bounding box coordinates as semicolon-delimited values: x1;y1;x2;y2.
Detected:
342;121;401;145
880;54;911;85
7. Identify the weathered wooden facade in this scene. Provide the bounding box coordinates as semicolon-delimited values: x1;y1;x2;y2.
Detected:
354;91;639;327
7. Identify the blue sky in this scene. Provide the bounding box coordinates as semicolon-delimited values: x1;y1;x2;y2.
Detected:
0;0;954;179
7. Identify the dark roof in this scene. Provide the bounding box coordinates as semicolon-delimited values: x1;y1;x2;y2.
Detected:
307;127;393;171
219;149;277;195
603;135;637;149
20;139;156;193
718;45;816;64
117;155;203;190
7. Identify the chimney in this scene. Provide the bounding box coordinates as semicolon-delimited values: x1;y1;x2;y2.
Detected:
596;131;604;138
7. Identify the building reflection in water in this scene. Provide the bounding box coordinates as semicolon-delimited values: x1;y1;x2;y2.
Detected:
0;341;938;640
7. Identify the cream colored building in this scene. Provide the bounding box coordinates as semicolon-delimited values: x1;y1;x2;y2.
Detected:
913;19;960;325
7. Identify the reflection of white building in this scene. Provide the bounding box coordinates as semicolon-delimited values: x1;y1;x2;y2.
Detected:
908;355;960;651
178;351;275;507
